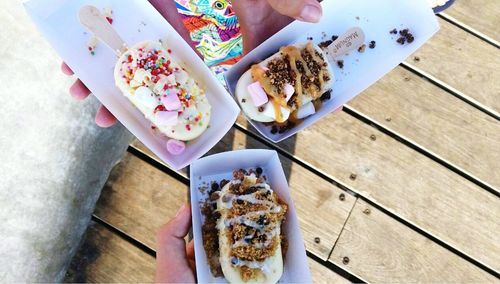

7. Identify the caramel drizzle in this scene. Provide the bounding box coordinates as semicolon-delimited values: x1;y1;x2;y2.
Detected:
250;42;329;122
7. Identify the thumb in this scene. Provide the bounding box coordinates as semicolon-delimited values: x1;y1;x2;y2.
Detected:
266;0;322;23
155;203;195;283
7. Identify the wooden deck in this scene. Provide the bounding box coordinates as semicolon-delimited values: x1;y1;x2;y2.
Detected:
66;2;500;282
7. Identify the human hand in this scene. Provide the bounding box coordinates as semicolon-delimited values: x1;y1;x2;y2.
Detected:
156;203;196;283
62;0;195;128
232;0;323;54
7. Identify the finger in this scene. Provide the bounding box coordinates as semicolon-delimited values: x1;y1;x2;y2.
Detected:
95;105;117;128
61;62;74;76
186;240;195;261
186;240;196;273
267;0;322;22
155;204;195;283
69;80;91;100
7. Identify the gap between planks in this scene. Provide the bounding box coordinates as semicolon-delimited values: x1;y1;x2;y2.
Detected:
229;122;500;277
342;105;499;197
123;145;359;282
329;199;499;282
438;13;500;49
400;62;499;121
93;151;359;282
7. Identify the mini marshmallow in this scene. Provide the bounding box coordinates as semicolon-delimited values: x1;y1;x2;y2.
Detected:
161;93;182;111
166;139;186;155
262;102;291;122
295;101;316;119
284;83;295;102
134;86;159;109
247;81;269;107
155;110;178;126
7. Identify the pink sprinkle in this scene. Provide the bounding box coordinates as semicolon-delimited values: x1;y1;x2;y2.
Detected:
155;111;178;126
160;93;181;111
247;81;268;107
284;83;295;102
166;139;185;155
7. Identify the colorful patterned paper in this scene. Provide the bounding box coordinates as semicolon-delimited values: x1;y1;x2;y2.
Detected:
172;1;242;163
175;0;243;70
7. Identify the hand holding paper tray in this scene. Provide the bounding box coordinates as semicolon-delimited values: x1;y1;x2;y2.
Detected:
190;150;311;283
25;0;240;169
225;0;439;143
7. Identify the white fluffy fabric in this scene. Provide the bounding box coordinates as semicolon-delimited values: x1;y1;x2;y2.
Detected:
0;1;133;281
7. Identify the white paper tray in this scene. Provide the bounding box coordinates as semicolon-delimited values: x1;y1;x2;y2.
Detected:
190;150;311;283
225;0;439;143
25;0;240;169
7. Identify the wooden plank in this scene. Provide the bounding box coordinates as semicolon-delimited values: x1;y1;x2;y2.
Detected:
309;259;351;284
128;127;356;259
329;200;497;283
94;133;353;281
236;111;500;272
65;221;155;282
443;0;500;42
405;18;500;114
65;222;349;283
348;66;500;190
94;154;189;249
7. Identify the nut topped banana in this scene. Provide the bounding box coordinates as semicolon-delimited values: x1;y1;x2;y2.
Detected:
236;42;334;127
216;169;287;283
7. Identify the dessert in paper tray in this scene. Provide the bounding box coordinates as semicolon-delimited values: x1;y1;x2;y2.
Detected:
80;6;211;155
190;150;311;283
25;0;240;170
225;0;439;142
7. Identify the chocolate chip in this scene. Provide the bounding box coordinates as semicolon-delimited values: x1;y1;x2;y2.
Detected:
389;28;397;34
357;44;366;53
241;98;246;103
397;37;406;45
270;125;278;134
337;60;344;69
406;34;415;43
332;35;339;41
320;90;332;101
257;215;265;225
256;167;263;175
209;191;220;201
258;106;264;112
236;199;244;205
318;39;333;49
399;29;409;36
369;40;376;49
211;182;219;192
219;179;229;189
314;237;321;244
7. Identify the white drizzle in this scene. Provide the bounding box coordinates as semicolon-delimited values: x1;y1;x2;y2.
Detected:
217;175;285;268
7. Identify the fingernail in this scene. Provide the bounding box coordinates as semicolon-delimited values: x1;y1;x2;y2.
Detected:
175;203;187;217
299;4;322;22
